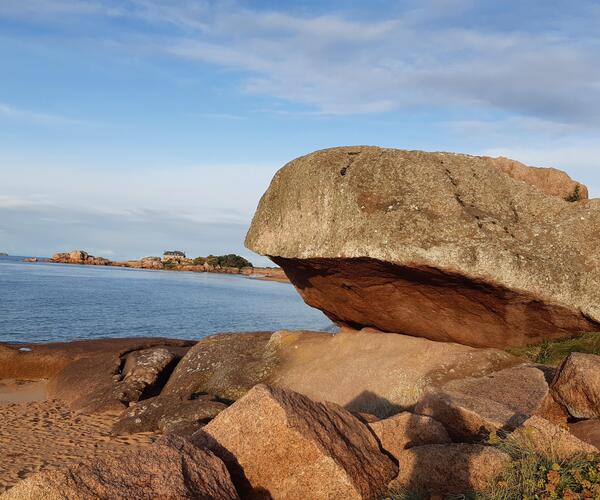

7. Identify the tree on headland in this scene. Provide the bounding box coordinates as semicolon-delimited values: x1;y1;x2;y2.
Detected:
193;254;253;269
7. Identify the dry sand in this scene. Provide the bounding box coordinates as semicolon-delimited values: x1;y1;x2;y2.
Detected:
0;380;155;493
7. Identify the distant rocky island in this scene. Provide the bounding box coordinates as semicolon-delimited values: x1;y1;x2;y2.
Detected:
0;252;7;256
24;249;289;283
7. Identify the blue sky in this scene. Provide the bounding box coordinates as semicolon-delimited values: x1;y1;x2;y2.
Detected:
1;0;599;264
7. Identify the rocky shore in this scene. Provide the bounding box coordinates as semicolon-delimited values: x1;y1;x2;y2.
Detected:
3;329;600;498
2;147;599;498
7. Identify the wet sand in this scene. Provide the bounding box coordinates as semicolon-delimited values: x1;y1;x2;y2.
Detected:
0;380;155;493
0;379;47;405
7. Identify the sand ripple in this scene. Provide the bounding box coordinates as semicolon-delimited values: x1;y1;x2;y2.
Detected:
0;400;154;493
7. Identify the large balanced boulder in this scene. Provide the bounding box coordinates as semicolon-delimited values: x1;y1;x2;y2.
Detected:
246;146;599;347
1;434;239;500
552;352;600;418
165;329;519;417
195;384;397;499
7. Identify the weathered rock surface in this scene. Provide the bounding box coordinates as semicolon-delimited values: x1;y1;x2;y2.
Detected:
165;329;519;417
0;338;192;382
246;146;599;347
368;412;451;459
163;332;277;402
112;394;228;435
389;443;510;495
552;353;600;418
1;434;239;500
569;419;600;450
196;384;397;499
512;416;598;459
3;338;196;413
415;364;567;440
113;348;178;404
491;156;588;200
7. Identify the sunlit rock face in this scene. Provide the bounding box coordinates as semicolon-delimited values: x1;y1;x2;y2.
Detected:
246;146;599;347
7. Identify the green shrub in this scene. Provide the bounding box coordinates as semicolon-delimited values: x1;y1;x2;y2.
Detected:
215;254;253;269
196;254;253;269
206;255;220;267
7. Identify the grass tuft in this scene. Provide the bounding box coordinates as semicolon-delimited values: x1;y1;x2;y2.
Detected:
486;432;600;499
506;332;600;366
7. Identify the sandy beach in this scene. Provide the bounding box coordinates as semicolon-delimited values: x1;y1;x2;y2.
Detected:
0;380;154;493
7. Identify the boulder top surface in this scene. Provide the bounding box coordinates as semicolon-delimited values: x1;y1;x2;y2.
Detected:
245;146;599;345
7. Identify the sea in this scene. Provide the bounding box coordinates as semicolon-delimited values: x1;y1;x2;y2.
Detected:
0;255;334;344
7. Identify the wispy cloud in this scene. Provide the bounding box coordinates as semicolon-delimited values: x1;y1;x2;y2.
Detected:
4;1;600;123
0;102;99;126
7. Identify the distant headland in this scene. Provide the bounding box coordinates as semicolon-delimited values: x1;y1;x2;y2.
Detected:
23;249;289;283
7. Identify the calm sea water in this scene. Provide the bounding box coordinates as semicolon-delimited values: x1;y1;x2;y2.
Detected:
0;256;333;343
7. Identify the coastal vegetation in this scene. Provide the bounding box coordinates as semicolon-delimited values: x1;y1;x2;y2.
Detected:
507;332;600;366
488;440;600;499
388;441;600;499
192;254;252;268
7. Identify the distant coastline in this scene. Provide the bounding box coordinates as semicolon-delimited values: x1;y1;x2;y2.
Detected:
22;250;290;283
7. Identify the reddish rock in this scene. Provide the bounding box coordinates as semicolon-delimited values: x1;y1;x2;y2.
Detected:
163;332;277;401
1;434;239;500
112;395;227;435
389;443;509;495
113;347;179;404
415;364;567;440
165;329;518;418
0;338;192;383
246;146;599;347
198;384;397;499
353;412;380;423
568;419;600;450
551;352;600;419
51;250;111;265
31;338;194;413
368;412;451;459
512;416;598;459
490;156;588;201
